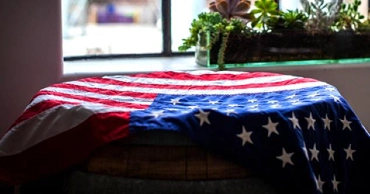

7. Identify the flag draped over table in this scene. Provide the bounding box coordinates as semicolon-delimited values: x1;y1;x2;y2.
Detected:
0;70;369;194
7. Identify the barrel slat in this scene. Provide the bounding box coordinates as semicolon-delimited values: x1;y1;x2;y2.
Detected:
127;146;150;177
207;152;251;179
86;144;252;180
147;146;186;179
185;146;207;180
86;145;128;176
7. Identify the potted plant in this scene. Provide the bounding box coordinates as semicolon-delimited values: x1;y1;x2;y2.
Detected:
178;0;370;70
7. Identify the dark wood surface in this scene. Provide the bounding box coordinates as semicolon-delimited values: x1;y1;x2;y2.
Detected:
85;144;252;180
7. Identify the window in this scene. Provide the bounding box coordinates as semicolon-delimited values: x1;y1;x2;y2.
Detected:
62;0;369;61
62;0;209;60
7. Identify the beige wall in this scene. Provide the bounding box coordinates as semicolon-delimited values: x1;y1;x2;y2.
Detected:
0;0;63;138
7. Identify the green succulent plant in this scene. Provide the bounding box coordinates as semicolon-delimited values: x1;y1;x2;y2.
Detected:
178;12;247;52
300;0;342;32
250;0;280;32
267;9;308;31
332;0;364;31
178;0;253;70
178;0;368;70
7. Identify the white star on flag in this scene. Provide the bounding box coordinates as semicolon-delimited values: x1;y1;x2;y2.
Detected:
309;144;320;161
188;105;199;110
151;110;164;118
209;100;219;105
166;108;179;112
248;99;257;103
327;144;335;161
322;114;332;130
340;115;352;131
344;144;356;161
286;94;296;99
194;109;211;126
288;112;301;130
330;94;341;102
316;175;325;193
263;117;279;137
228;104;239;107
308;92;319;98
237;126;253;146
332;175;340;192
305;112;316;130
171;98;180;105
276;148;294;168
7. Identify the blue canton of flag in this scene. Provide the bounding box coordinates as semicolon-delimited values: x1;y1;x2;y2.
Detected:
130;84;370;194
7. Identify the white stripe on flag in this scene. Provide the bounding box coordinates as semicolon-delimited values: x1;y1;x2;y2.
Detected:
69;80;329;95
41;87;154;104
25;94;88;110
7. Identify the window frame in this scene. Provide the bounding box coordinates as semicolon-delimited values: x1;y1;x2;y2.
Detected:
63;0;193;61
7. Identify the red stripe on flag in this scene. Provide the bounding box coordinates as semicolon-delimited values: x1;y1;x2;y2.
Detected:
0;111;131;186
35;90;151;109
51;83;157;99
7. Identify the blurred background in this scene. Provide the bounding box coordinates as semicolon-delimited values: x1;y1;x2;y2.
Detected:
62;0;369;58
62;0;209;57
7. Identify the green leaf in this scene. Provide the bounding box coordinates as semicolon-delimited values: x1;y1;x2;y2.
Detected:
254;1;262;8
270;10;281;15
251;18;259;27
250;9;262;15
256;23;263;29
311;3;317;10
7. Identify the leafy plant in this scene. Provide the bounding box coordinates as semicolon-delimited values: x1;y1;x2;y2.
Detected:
178;0;369;69
267;9;308;31
250;0;280;32
300;0;342;31
178;12;223;52
178;12;248;51
178;0;253;70
332;0;364;31
358;19;370;31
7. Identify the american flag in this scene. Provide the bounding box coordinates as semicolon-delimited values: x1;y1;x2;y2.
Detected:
0;70;369;194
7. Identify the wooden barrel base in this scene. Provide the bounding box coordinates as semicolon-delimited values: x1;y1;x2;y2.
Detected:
65;171;276;194
84;144;252;180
